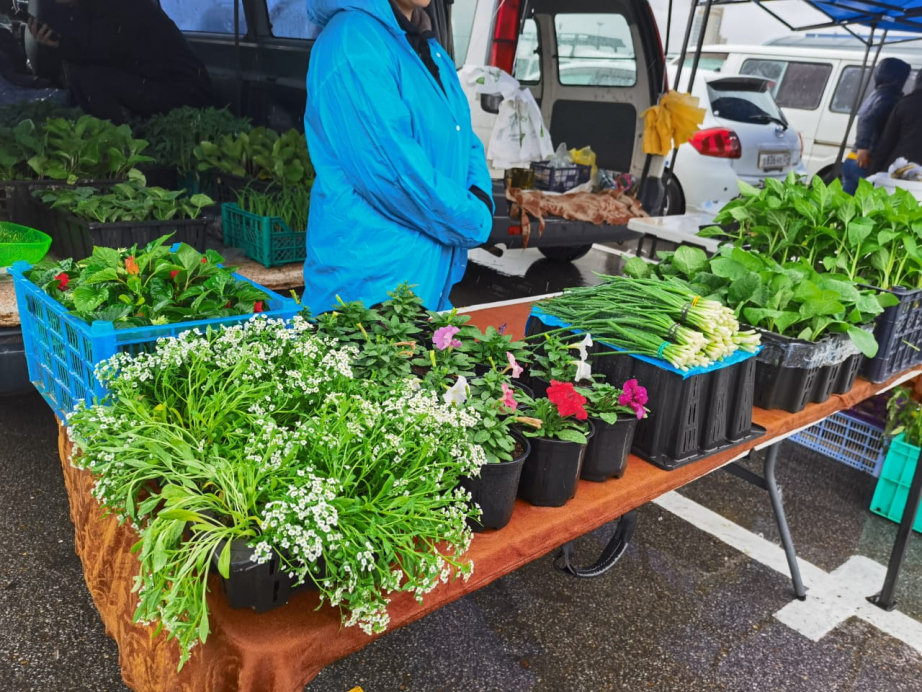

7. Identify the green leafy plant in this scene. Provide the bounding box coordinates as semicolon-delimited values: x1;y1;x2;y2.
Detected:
636;244;896;357
702;174;922;290
68;318;484;667
235;184;310;232
35;171;213;223
578;380;648;423
886;386;922;447
27;235;269;327
529;332;591;382
467;368;523;463
194;127;314;187
467;324;532;370
379;283;429;325
134;107;251;176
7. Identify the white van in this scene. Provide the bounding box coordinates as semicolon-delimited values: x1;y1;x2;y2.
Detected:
671;40;922;180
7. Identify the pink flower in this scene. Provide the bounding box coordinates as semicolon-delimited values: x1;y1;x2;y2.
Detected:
433;325;462;351
618;379;649;420
506;351;523;379
501;382;518;412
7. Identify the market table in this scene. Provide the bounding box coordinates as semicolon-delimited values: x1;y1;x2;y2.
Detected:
55;299;922;692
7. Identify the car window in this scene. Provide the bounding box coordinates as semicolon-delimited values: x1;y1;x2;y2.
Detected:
160;0;247;35
555;13;636;87
673;54;729;73
830;65;918;113
740;59;831;110
514;19;541;84
267;0;322;39
451;0;478;68
707;79;787;124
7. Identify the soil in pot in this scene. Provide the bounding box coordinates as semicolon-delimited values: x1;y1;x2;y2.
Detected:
518;421;594;507
581;417;637;482
460;431;531;532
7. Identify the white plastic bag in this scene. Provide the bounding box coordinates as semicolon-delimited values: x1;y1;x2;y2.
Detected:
459;65;554;169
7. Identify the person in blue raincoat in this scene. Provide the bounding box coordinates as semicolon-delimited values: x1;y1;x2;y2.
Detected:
302;0;494;313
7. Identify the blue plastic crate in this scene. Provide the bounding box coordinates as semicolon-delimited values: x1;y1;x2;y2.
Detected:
790;411;886;477
870;434;922;533
10;260;300;420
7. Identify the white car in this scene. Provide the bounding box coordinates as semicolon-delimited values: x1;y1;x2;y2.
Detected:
664;73;807;215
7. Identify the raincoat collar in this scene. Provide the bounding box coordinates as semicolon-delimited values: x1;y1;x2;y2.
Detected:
306;0;402;36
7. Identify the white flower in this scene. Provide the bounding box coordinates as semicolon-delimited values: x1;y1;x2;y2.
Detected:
574;358;592;383
577;333;593;362
442;376;469;407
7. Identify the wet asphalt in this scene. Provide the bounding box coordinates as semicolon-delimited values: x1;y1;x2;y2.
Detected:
1;245;921;691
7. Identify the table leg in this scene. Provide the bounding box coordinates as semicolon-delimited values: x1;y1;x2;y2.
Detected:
868;445;922;611
764;443;807;601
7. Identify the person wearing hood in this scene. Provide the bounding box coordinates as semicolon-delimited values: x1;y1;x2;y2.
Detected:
871;70;922;175
302;0;494;313
841;57;911;194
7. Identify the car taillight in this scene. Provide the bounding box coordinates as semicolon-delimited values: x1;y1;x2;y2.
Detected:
490;0;522;74
690;128;742;158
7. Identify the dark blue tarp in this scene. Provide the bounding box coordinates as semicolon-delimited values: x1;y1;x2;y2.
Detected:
786;0;922;34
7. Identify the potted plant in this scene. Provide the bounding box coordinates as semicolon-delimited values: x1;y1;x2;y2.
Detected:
578;379;648;482
461;369;532;531
528;331;594;396
516;380;594;507
468;324;532;375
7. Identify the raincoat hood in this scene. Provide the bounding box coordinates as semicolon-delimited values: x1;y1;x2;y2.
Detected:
874;57;911;90
306;0;400;33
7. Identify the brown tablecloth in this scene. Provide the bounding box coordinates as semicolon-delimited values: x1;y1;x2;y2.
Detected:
56;300;921;691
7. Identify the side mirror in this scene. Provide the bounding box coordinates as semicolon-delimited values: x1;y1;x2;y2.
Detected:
480;93;503;115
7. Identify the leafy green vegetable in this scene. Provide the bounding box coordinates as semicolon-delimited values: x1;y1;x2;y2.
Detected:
235;184;310;232
194;127;314;187
27;235;269;328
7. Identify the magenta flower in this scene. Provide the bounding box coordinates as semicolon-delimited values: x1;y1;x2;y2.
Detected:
501;382;518;411
505;351;523;379
433;325;462;351
618;379;649;419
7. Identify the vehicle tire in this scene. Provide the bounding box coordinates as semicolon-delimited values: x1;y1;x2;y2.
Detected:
662;174;685;216
538;246;593;263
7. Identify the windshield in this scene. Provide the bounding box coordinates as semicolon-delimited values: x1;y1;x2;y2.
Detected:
707;78;788;126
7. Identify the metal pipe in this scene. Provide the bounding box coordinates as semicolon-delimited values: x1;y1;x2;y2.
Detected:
686;0;715;95
234;0;242;116
672;0;700;89
872;445;922;610
833;23;877;180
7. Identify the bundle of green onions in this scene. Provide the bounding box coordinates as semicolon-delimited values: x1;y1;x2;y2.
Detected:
537;276;761;370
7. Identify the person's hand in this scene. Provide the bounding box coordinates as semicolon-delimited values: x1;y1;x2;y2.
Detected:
856;149;871;169
27;18;59;48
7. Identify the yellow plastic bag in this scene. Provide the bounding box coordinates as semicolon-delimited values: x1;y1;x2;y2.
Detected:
640;91;706;156
569;146;598;178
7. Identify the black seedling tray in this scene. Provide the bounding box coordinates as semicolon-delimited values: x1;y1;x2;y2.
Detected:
861;286;922;384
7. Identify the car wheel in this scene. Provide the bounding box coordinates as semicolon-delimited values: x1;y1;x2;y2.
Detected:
663;174;685;216
538;246;593;263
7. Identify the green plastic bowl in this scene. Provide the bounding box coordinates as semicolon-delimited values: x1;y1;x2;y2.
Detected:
0;222;52;268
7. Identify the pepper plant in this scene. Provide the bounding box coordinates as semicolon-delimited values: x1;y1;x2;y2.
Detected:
194;127;314;186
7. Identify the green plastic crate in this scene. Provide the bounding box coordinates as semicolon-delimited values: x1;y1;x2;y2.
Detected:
0;222;51;267
222;203;306;268
870;434;922;533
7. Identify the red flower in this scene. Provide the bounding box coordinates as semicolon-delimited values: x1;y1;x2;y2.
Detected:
54;272;69;291
124;256;139;275
254;301;264;313
170;270;180;280
224;301;232;308
547;380;588;420
201;257;208;264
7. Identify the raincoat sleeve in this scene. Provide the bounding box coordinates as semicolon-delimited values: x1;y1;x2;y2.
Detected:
855;93;898;152
870;108;901;173
56;0;136;65
467;136;495;214
312;55;492;249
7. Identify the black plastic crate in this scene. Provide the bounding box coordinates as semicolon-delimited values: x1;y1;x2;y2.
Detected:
753;331;864;413
4;179;124;240
211;539;319;613
861;286;922;383
50;209;208;260
530;162;592;193
526;315;762;471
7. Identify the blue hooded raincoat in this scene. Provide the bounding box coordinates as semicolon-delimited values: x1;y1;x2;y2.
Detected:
303;0;494;313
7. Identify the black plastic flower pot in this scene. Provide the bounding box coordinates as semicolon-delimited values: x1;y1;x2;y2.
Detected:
510;380;534;399
460;430;531;532
581;416;637;482
212;538;321;613
517;420;594;507
528;375;550;397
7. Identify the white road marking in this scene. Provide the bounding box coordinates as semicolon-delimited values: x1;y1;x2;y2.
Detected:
653;490;922;653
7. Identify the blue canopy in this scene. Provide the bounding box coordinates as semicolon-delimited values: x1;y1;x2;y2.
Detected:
804;0;922;34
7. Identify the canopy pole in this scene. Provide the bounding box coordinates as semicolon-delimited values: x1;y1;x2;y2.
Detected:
833;23;877;180
686;0;715;96
672;0;700;89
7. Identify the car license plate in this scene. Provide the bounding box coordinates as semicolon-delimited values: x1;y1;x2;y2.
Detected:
759;152;791;170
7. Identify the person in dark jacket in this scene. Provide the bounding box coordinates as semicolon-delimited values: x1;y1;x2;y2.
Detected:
27;0;212;124
841;57;911;194
871;71;922;174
